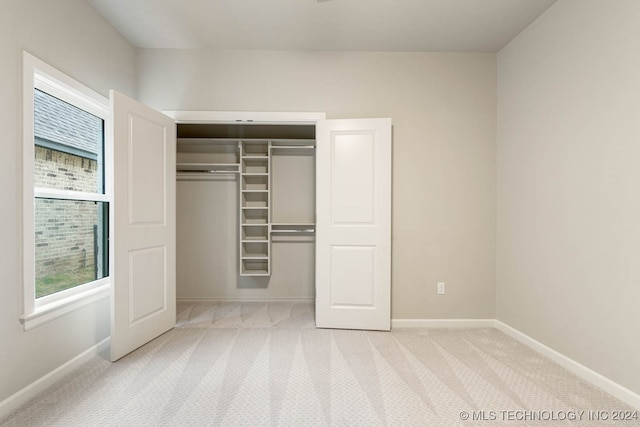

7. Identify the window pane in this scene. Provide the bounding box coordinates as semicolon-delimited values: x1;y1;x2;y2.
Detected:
34;89;105;194
35;198;108;298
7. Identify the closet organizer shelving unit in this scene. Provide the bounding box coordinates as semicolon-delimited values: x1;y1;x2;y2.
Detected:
175;124;316;277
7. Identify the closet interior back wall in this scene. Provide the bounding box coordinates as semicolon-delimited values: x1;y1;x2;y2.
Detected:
175;124;316;301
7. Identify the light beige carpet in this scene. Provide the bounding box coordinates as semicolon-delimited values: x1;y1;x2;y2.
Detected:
1;301;637;426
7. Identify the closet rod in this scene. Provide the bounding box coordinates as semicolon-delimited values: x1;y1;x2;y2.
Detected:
270;145;315;149
176;170;240;177
270;229;315;234
269;138;315;143
176;177;237;182
177;170;240;174
177;137;260;142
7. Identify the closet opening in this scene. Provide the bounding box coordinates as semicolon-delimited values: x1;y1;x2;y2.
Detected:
175;122;317;301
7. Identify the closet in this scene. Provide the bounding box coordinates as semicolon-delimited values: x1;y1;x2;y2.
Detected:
175;123;317;300
109;95;391;360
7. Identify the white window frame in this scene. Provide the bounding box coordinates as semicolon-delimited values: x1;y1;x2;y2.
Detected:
21;52;112;330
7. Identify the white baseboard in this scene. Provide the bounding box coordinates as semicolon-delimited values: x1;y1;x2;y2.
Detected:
392;318;496;328
495;321;640;410
0;337;110;421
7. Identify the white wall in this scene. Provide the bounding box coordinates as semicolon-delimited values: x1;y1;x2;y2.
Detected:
137;49;497;319
497;0;640;395
0;0;135;405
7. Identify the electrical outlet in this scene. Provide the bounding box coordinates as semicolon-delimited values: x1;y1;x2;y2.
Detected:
437;282;446;295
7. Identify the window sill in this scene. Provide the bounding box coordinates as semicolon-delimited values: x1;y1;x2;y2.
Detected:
20;282;111;331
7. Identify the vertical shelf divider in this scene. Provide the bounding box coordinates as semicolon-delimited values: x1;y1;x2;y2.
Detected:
239;140;271;276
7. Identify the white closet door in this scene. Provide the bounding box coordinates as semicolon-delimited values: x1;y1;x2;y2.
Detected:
110;91;176;361
316;118;392;331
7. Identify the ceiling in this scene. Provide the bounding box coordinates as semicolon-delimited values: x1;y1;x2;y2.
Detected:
87;0;557;52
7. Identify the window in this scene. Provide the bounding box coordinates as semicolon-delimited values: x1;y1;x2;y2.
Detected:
22;52;111;329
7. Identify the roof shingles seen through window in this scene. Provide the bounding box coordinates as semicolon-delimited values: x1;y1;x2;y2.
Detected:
34;90;102;156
